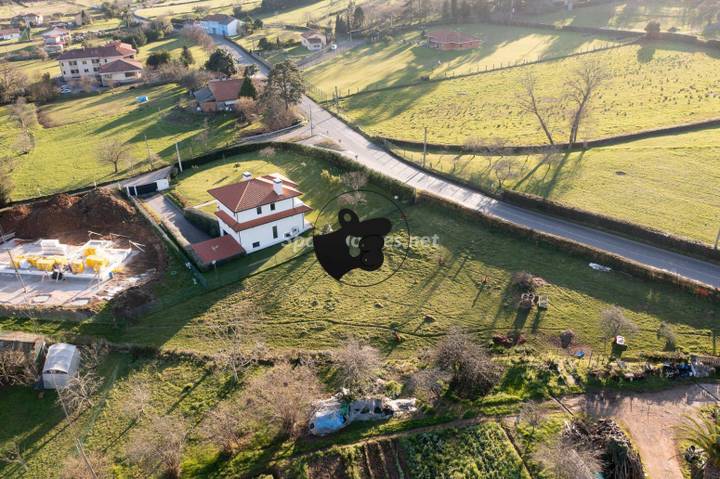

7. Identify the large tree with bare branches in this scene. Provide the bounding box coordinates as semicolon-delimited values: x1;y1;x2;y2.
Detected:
517;72;556;146
97;139;132;173
564;61;607;147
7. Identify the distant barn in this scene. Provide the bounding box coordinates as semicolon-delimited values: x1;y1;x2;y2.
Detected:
427;30;481;50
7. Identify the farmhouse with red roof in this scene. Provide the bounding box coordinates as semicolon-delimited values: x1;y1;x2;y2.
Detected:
205;171;312;255
57;41;141;85
427;30;481;50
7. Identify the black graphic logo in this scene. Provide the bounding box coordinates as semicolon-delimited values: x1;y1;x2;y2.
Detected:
313;209;392;280
312;190;409;287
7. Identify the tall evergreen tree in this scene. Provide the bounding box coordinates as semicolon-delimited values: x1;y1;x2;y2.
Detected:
180;46;194;66
239;76;257;99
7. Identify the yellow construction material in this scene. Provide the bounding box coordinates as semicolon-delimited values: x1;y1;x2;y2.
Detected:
10;256;24;268
70;260;85;274
83;246;97;256
35;258;55;272
86;255;109;272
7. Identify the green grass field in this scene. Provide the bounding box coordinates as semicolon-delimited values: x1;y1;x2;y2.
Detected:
136;0;260;19
4;147;718;359
305;23;626;95
529;0;720;38
337;41;720;145
4;82;239;199
392;126;720;244
234;27;312;65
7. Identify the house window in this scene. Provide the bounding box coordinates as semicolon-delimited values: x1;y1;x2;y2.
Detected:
284;232;291;238
93;67;98;72
69;60;77;66
252;241;260;248
270;203;276;211
272;226;278;239
256;206;262;215
124;72;135;78
82;60;86;64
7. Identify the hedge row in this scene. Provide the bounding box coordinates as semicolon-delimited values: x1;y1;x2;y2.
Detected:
501;189;720;263
415;191;720;302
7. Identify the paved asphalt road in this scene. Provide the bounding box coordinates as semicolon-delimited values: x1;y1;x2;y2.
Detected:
217;38;720;289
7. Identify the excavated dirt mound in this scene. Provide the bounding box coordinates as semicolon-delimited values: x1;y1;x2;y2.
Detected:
0;189;166;277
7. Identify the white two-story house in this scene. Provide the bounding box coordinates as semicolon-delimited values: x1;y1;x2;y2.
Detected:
199;14;242;36
57;41;140;84
208;172;312;254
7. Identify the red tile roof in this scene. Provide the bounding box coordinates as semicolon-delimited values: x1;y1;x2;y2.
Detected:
191;235;245;264
208;176;303;212
206;78;243;103
215;204;312;232
99;58;143;73
0;28;20;35
58;41;135;60
201;14;237;25
428;30;480;44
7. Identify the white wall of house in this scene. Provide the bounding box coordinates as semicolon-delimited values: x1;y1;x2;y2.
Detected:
100;70;142;85
200;19;239;36
234;197;296;223
220;213;308;252
301;37;325;51
60;54;125;81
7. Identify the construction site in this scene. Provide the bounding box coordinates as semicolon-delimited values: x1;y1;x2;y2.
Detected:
0;190;166;310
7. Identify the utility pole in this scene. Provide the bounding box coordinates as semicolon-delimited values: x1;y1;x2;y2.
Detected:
175;142;183;172
715;225;720;250
144;134;151;166
309;104;313;136
422;126;428;168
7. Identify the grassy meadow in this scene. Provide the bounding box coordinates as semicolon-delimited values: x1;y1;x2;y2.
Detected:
4;82;240;199
392;126;720;244
136;0;259;19
3;147;718;359
529;0;720;37
336;41;720;145
304;23;627;94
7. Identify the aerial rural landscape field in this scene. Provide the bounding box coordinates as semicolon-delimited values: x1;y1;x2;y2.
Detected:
0;0;720;478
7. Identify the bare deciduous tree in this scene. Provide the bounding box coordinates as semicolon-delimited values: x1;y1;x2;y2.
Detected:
243;362;322;438
432;328;503;398
180;25;214;51
260;96;298;130
125;413;187;479
118;378;152;421
339;171;368;206
533;440;601;479
333;338;381;395
517;72;556;145
56;371;101;417
406;367;447;404
98;139;132;174
516;401;543;436
0;60;28;103
210;302;266;382
491;158;519;189
9;97;37;130
564;61;607;147
600;305;638;339
0;350;37;386
200;399;252;454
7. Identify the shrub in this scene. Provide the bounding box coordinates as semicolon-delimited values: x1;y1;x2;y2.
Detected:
184;207;219;236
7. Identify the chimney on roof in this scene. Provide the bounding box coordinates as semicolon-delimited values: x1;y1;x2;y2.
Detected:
242;171;252;181
273;177;283;195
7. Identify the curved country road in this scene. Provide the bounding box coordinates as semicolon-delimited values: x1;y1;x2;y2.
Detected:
216;37;720;289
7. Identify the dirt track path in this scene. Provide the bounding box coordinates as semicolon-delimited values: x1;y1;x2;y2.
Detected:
561;383;720;479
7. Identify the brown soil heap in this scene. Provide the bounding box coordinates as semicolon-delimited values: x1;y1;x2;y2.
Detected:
0;189;166;276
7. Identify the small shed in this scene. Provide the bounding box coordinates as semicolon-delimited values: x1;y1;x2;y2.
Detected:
42;343;80;389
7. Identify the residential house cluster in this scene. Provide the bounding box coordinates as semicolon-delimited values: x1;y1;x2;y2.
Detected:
57;41;143;86
0;27;20;41
42;27;71;54
193;78;245;113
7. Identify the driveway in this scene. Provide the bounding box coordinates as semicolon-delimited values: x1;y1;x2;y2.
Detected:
562;383;720;479
218;38;720;289
141;194;210;245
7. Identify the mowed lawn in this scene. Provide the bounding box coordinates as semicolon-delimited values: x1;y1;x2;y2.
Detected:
393;127;720;244
530;0;720;38
338;41;720;145
304;23;627;94
7;148;719;359
5;83;238;199
135;0;259;19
